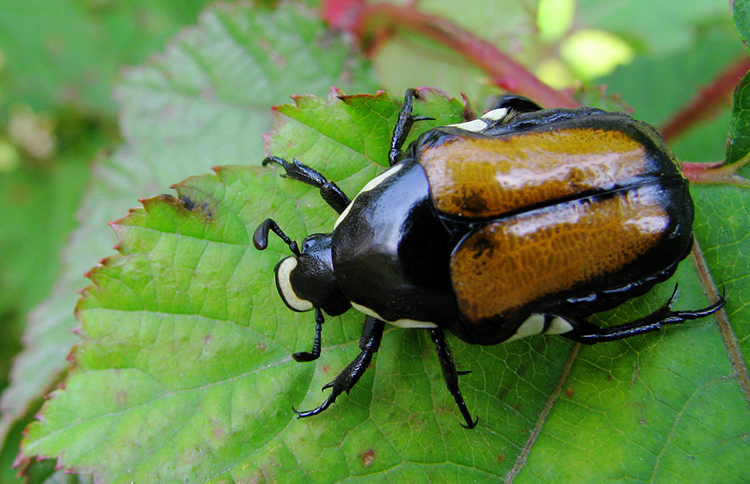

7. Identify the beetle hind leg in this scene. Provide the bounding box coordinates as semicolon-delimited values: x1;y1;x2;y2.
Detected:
561;287;726;345
293;317;385;419
431;329;478;429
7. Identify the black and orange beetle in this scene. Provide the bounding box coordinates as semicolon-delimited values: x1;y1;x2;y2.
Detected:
254;89;725;428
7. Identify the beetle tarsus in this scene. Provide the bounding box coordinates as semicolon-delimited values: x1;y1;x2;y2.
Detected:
431;329;478;429
294;317;385;420
564;286;726;344
292;308;325;362
262;156;351;213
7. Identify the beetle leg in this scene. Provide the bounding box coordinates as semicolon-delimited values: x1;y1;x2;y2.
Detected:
431;329;478;429
292;308;325;362
293;317;385;419
491;94;544;113
262;156;351;214
562;287;726;344
389;89;434;166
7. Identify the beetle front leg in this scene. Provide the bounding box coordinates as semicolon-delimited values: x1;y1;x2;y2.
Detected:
263;156;351;214
293;317;385;419
431;329;478;429
561;288;726;344
292;308;325;362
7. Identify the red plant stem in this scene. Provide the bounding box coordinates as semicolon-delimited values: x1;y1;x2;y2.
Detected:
348;3;579;109
681;160;726;180
660;56;750;143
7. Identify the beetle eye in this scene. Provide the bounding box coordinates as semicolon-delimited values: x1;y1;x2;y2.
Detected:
274;257;314;312
302;233;328;252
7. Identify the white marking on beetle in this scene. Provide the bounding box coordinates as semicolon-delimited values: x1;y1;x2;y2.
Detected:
505;314;546;342
516;314;546;337
333;200;354;230
275;257;313;312
447;118;488;133
447;108;510;133
334;163;404;229
351;302;438;329
361;163;404;193
481;108;509;122
545;317;574;335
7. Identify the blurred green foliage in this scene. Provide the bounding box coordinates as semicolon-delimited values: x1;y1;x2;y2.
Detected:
0;2;214;482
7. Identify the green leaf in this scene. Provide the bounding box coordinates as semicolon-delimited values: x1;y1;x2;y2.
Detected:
20;88;750;482
734;0;750;48
726;73;750;165
1;0;375;455
727;0;750;165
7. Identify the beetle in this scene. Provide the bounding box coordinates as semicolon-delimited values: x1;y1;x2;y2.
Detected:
253;89;725;428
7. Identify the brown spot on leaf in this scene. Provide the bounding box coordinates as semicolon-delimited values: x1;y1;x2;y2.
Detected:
362;448;375;467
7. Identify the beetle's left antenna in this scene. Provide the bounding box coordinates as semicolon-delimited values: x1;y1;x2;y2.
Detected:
253;218;301;256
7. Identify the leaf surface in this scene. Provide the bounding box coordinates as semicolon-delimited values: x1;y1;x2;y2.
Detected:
1;0;374;452
21;86;750;482
727;0;750;165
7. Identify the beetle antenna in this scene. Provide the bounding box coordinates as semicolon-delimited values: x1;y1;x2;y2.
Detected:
253;218;301;256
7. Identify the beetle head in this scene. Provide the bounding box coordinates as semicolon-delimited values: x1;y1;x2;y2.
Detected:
254;219;350;317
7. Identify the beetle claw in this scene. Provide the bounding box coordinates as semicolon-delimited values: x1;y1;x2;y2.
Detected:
292;396;335;419
292;382;341;420
460;416;479;430
292;351;319;362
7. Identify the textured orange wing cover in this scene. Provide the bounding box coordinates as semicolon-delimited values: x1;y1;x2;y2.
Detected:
419;127;682;322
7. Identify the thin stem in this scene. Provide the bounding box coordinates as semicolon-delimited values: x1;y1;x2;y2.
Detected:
660;56;750;143
325;1;579;108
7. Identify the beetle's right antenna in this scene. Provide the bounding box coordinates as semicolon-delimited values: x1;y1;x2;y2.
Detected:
253;218;301;256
